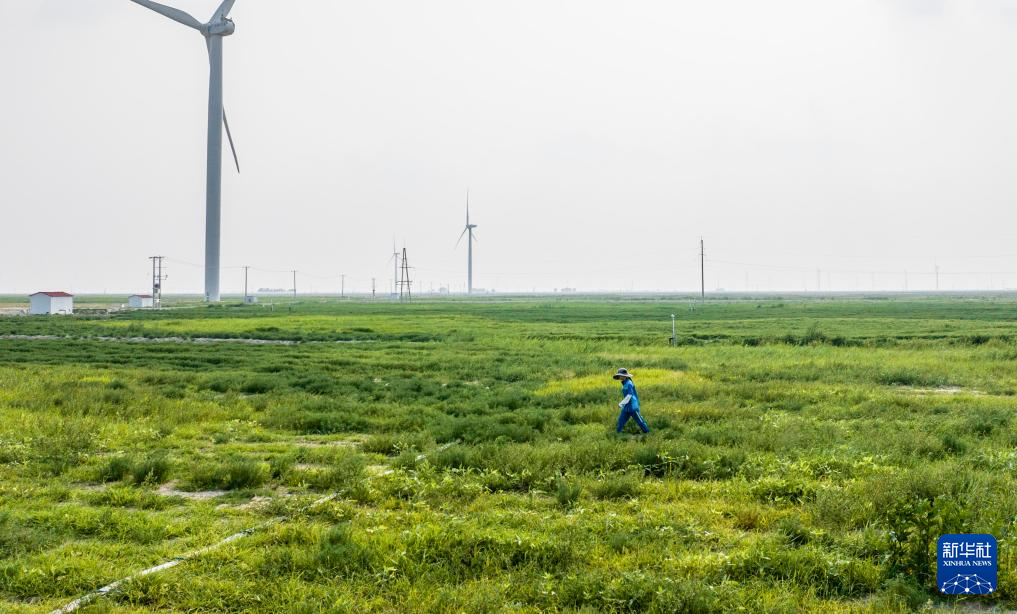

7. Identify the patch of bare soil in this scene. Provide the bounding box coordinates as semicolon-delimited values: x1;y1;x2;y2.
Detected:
157;480;226;500
217;495;273;511
909;387;986;396
293;438;362;448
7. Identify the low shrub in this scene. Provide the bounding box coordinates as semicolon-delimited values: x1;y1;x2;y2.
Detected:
727;543;880;597
240;376;279;394
314;524;379;576
590;473;641;500
636;443;745;480
89;486;173;510
306;455;365;492
187;458;270;490
404;527;577;579
883;495;968;583
875;369;946;388
750;476;814;504
361;432;431;456
131;454;172;485
269;454;296;480
98;453;172;485
98;455;135;482
776;515;825;546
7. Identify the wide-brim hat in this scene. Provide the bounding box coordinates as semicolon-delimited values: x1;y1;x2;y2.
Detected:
612;368;633;380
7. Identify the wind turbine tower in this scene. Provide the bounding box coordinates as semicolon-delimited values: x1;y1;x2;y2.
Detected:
456;192;478;294
129;0;241;303
390;241;400;297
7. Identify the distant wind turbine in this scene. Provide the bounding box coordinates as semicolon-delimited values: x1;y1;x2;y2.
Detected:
455;191;478;294
390;240;400;296
129;0;241;303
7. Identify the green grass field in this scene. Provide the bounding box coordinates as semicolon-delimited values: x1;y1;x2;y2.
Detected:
2;297;1016;612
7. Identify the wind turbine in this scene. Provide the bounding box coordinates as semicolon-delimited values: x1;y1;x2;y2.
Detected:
129;0;241;303
455;191;478;294
389;240;400;297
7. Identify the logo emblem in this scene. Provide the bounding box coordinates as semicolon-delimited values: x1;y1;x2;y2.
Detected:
938;534;997;595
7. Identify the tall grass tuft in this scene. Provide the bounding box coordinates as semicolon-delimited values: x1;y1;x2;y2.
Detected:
187;459;270;490
555;477;582;508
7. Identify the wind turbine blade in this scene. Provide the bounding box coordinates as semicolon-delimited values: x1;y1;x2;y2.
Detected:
471;230;478;243
455;228;468;248
213;0;237;21
129;0;203;31
223;109;240;173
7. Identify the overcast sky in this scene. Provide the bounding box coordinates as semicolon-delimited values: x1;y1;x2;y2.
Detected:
3;0;1017;294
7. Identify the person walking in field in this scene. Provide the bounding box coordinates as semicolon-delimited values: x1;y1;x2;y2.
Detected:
613;368;650;434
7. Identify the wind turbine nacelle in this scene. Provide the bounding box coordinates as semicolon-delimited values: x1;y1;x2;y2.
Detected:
207;19;235;36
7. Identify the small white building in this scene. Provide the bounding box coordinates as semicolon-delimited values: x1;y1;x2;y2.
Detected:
128;294;155;308
29;292;74;315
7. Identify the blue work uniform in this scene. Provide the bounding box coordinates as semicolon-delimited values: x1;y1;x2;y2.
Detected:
616;378;650;433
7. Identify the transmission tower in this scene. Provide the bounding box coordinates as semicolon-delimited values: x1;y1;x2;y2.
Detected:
149;256;165;308
398;247;412;301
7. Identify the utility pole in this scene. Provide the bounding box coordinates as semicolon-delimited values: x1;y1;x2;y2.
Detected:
699;238;705;300
398;247;412;301
392;242;400;297
243;265;249;302
292;270;297;300
149;256;165;309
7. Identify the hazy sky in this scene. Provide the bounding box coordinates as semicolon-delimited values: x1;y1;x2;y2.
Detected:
3;0;1017;294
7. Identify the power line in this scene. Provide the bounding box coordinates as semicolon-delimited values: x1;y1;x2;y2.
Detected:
151;251;1017;295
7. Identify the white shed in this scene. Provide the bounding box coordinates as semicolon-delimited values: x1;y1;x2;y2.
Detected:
29;292;74;315
128;294;154;308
